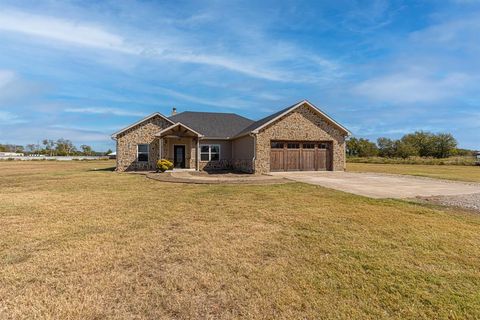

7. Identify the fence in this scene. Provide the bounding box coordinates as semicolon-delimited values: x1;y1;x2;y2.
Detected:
0;156;110;161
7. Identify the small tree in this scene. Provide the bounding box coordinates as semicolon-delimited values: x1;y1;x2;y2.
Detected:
432;133;457;158
400;131;435;157
377;137;396;158
80;144;93;156
42;139;56;156
347;137;378;157
26;144;36;154
394;141;417;159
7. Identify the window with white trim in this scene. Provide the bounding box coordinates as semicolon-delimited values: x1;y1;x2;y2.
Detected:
137;144;149;162
200;144;220;161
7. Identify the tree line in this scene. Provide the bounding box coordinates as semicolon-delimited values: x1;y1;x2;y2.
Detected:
0;139;112;156
347;131;473;159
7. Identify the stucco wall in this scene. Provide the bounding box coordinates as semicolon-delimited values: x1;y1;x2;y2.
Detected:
163;137;197;169
116;116;172;171
198;139;232;170
232;135;254;173
254;103;347;174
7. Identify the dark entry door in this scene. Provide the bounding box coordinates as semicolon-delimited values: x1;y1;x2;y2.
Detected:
174;145;186;168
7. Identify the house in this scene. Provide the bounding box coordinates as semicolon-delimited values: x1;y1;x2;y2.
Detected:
111;100;350;173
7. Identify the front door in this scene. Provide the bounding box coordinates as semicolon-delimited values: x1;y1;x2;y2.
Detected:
173;145;186;168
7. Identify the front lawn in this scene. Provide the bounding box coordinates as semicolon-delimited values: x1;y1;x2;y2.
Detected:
348;162;480;183
1;161;480;319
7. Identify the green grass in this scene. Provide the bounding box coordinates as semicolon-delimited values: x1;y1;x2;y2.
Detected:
347;156;476;166
1;161;480;319
348;162;480;183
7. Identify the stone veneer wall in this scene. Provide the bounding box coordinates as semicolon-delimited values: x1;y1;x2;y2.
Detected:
199;159;232;171
116;116;172;171
254;103;347;174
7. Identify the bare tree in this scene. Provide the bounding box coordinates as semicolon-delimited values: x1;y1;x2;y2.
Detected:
26;144;36;154
42;139;56;156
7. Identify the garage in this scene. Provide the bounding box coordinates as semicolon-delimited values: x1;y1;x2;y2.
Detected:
270;141;332;171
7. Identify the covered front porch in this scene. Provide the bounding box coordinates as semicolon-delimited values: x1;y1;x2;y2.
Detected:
155;123;203;170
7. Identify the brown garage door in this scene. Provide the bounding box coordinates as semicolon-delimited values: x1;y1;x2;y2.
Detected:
270;141;332;171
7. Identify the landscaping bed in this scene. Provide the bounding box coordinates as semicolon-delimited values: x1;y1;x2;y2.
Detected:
147;170;290;184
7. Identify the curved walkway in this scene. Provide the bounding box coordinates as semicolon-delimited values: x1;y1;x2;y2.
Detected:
146;171;290;185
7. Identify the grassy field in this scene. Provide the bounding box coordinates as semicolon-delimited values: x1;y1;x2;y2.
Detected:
347;156;476;166
348;162;480;183
1;161;480;319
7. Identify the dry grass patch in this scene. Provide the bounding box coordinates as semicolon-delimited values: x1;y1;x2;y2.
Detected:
1;161;480;319
348;162;480;183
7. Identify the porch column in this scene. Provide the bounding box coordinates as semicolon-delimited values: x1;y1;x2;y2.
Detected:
159;138;163;160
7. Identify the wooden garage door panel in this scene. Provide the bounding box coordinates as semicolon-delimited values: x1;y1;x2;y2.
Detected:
270;150;284;171
316;149;327;170
301;150;315;171
286;150;300;171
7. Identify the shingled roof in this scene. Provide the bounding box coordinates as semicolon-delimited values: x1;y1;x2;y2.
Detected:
169;111;254;138
233;102;299;137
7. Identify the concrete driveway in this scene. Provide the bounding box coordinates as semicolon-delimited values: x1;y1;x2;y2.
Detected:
269;171;480;199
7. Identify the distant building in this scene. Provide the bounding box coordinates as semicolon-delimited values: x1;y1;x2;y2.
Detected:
107;152;116;159
475;151;480;165
0;152;24;157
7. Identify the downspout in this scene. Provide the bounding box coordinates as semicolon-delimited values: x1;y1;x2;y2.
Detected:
251;133;256;173
196;137;200;171
113;136;118;171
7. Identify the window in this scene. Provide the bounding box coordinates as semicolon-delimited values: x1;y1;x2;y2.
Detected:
137;144;149;162
319;143;329;149
200;144;220;161
287;143;300;149
271;142;284;149
303;143;315;149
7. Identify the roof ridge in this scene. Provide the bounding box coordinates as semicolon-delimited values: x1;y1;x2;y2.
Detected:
171;110;245;116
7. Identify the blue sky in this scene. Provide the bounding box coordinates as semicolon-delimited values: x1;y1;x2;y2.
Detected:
0;0;479;151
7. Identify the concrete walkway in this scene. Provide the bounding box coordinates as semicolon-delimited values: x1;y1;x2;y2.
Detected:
269;171;480;199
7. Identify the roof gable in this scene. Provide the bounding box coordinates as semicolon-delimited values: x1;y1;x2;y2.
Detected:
235;100;350;137
155;122;204;137
111;112;174;139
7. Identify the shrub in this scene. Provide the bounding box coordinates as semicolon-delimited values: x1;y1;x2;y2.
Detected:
156;159;174;172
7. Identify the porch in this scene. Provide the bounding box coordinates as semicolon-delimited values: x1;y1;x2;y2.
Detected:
155;123;202;170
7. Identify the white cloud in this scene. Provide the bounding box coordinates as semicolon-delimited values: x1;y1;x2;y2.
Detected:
353;72;471;103
0;110;27;124
0;8;341;83
409;14;480;49
148;87;252;109
0;9;134;53
64;107;146;117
